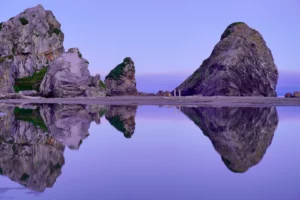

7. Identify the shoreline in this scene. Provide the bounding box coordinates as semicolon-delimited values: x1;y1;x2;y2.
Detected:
0;96;300;107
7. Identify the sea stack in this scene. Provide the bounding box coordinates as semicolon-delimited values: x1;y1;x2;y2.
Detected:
105;57;138;96
175;22;278;97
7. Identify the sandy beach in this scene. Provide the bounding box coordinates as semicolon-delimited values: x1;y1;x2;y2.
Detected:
0;96;300;107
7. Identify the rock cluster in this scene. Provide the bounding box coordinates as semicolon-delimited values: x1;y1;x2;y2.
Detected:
175;22;278;97
40;48;106;97
285;91;300;98
0;104;107;191
105;57;138;96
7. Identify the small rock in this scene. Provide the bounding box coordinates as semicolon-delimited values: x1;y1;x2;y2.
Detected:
285;93;293;98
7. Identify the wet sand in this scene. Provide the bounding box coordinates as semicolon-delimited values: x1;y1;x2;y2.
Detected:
0;96;300;107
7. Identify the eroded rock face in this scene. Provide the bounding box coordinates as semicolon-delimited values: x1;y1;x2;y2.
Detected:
40;48;106;97
105;105;137;138
181;106;278;173
105;57;138;96
0;59;15;93
175;22;278;97
0;4;64;79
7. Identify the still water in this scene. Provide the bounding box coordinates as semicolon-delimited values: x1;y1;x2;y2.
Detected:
0;104;299;200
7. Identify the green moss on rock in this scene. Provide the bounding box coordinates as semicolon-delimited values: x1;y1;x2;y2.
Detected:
20;173;30;181
105;57;131;80
52;28;61;35
14;107;48;132
14;67;48;92
107;116;127;135
0;22;3;31
99;80;106;89
221;22;245;40
19;18;29;25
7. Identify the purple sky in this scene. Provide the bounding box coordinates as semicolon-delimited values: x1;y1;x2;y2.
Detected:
1;0;299;93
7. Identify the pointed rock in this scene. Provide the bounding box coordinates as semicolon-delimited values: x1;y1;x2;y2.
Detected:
175;22;278;97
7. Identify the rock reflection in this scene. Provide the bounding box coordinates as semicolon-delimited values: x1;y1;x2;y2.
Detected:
105;105;137;138
181;107;279;173
0;104;107;192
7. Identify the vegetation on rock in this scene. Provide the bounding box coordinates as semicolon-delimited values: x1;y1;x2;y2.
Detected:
52;28;61;35
0;22;2;31
107;116;131;137
99;80;106;89
0;55;14;63
19;18;29;25
14;107;48;132
221;22;245;40
105;57;131;80
14;67;48;92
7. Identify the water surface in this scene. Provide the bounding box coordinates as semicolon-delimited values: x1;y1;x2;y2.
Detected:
0;104;299;200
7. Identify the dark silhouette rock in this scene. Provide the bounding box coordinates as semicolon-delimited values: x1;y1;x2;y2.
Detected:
285;92;293;98
105;57;138;96
181;106;278;173
105;105;137;138
175;22;278;97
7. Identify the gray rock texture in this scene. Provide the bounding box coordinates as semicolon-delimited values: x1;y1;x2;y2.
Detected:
0;4;64;79
105;105;137;138
181;106;278;173
105;57;138;96
0;106;65;192
0;58;15;93
40;48;106;97
175;22;278;97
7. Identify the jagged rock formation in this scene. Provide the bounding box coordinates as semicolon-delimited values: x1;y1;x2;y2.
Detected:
105;105;137;138
40;48;106;97
0;4;64;79
105;57;138;96
181;106;278;173
175;22;278;97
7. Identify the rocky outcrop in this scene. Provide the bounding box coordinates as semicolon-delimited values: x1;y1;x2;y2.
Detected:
175;22;278;97
181;106;278;173
40;48;106;98
105;105;137;138
0;4;64;79
105;57;138;96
